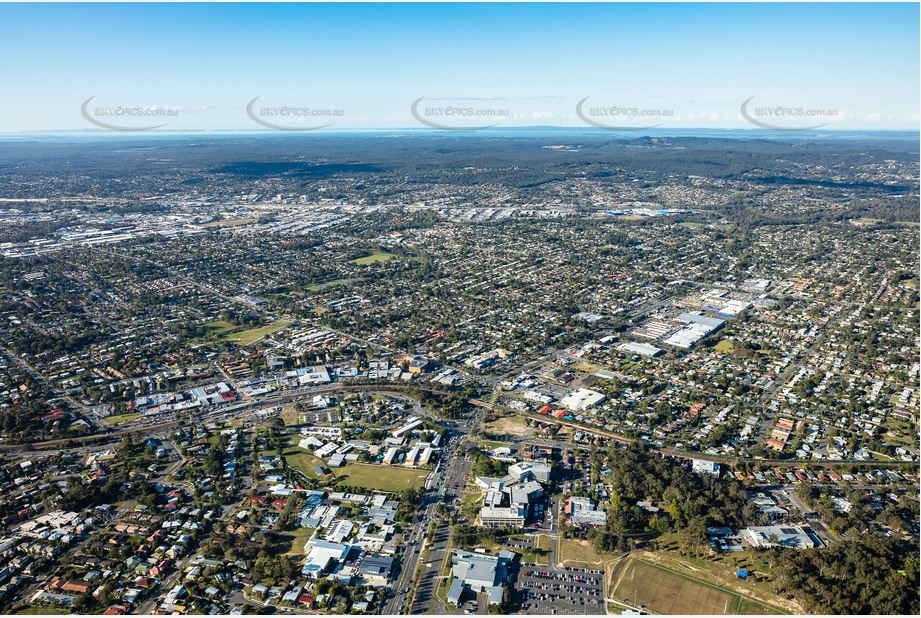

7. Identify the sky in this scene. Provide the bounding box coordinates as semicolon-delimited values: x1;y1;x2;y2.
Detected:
0;2;918;133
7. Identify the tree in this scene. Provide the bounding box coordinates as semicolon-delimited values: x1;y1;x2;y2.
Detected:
679;516;708;557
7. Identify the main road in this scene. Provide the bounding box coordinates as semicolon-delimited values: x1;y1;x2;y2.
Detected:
384;433;475;615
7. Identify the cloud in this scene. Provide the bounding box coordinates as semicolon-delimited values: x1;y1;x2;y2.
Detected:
866;112;882;122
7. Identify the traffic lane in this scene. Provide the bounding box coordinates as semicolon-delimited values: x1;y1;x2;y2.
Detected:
394;447;469;613
409;507;452;612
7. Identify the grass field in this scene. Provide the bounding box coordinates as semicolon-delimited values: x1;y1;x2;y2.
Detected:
479;439;512;451
332;462;428;492
225;320;291;345
535;534;552;565
105;412;140;425
558;538;610;568
612;558;735;614
647;541;797;610
461;483;484;520
277;526;316;555
285;445;428;491
610;556;788;615
284;449;333;479
14;607;69;615
278;405;301;426
574;361;605;374
306;277;358;291
200;319;238;338
200;319;291;345
349;249;398;265
714;340;735;354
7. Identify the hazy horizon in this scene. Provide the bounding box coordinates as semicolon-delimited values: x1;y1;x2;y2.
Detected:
0;2;918;133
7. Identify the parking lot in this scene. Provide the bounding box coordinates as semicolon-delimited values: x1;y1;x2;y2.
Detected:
503;536;533;551
515;566;604;614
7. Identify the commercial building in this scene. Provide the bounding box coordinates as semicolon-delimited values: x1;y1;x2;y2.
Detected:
740;525;822;549
447;550;516;606
477;479;543;528
718;299;750;318
676;312;726;329
508;462;552;483
618;341;664;357
560;388;606;411
566;496;607;527
295;366;332;386
301;540;352;578
356;555;394;586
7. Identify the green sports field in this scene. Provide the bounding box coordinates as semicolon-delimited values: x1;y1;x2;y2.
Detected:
610;558;783;615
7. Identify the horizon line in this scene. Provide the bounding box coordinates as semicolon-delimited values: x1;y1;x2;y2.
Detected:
3;126;919;137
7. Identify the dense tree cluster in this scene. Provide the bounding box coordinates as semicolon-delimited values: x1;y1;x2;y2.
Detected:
451;524;523;550
588;443;748;554
763;535;919;614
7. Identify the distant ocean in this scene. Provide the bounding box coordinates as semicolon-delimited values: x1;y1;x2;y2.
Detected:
0;127;918;142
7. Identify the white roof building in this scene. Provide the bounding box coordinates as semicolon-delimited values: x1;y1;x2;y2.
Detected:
568;496;607;527
618;341;664;357
740;525;820;549
508;462;552;483
561;388;606;411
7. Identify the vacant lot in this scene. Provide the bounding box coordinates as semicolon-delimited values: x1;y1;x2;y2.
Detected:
559;538;609;568
277;526;316;556
484;415;530;437
287;451;428;492
104;412;140;425
278;405;301;426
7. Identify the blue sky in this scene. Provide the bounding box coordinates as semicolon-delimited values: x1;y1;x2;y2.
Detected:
0;2;918;132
